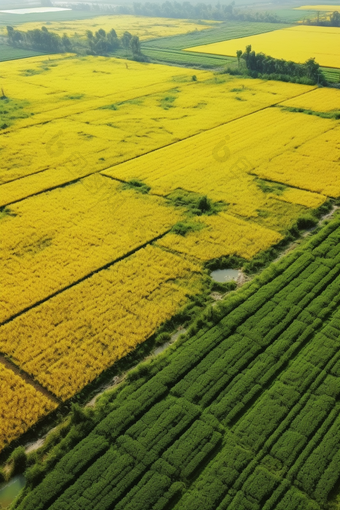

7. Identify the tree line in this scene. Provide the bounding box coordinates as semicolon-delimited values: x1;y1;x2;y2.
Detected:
6;25;145;60
303;9;340;27
235;45;326;85
61;1;282;23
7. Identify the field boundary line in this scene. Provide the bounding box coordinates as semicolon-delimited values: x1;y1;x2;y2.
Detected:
0;229;172;328
0;354;60;404
1;85;318;207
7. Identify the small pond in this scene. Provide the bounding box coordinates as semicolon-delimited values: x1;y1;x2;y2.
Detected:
210;268;239;283
0;476;25;509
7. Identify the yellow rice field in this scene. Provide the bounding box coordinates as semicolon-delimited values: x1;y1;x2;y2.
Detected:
0;55;315;206
281;87;340;112
252;123;340;196
185;25;340;69
0;175;182;324
0;246;201;400
157;213;282;261
103;108;331;221
295;4;340;10
0;364;57;450
0;15;218;40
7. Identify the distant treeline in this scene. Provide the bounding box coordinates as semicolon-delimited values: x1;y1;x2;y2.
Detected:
303;10;340;27
60;1;282;23
234;45;326;85
6;26;145;60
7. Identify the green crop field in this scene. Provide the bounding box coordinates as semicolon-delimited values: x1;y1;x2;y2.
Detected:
0;43;46;62
266;8;316;22
14;216;340;510
142;21;291;68
321;67;340;84
142;22;292;51
141;46;234;68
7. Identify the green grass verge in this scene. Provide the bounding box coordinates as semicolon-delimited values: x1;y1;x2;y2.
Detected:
321;67;340;84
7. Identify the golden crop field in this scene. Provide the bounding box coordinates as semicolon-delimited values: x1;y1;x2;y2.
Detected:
0;364;57;451
103;107;331;223
295;4;340;10
157;213;282;261
0;53;337;450
0;55;315;206
252;123;340;196
0;15;218;40
0;175;183;324
185;25;340;69
0;246;202;400
281;87;340;112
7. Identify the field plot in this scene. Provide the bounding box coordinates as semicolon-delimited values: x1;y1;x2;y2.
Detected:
0;245;201;400
0;15;218;41
157;213;282;261
141;21;291;68
0;364;57;451
103;107;330;223
185;25;340;69
0;175;183;324
295;4;340;10
0;43;46;62
15;218;340;510
0;55;316;206
144;21;291;52
252;113;340;196
281;87;340;112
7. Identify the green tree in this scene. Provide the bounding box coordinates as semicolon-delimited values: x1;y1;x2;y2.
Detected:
304;57;320;81
62;34;72;52
130;35;141;57
330;10;340;26
122;31;132;56
236;49;242;69
10;447;27;476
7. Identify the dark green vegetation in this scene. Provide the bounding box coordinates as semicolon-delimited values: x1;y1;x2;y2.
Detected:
0;97;32;129
167;190;225;216
5;25;144;60
321;67;340;85
280;106;340;120
142;21;291;68
13;216;340;510
121;179;151;194
236;45;325;85
301;9;340;27
170;221;205;236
